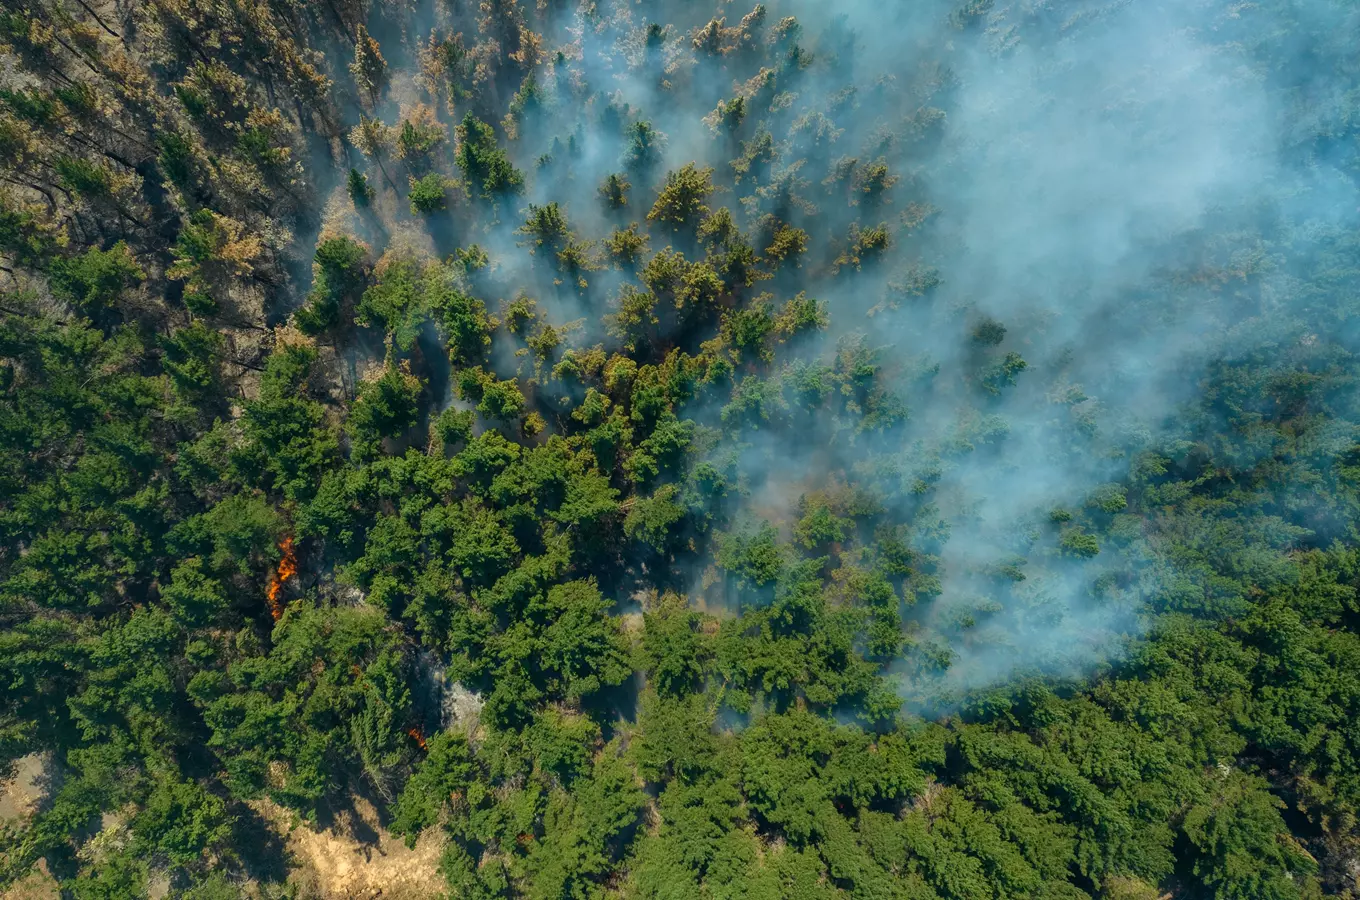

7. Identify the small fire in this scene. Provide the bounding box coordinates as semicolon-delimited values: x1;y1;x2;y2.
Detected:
267;536;297;621
407;727;428;750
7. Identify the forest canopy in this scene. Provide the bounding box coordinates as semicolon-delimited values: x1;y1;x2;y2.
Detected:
3;0;1360;897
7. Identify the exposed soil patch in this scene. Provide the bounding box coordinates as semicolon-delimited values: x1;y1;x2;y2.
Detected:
0;754;53;823
253;797;446;899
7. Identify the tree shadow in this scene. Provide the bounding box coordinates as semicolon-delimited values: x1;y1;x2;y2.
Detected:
228;800;293;885
309;772;395;856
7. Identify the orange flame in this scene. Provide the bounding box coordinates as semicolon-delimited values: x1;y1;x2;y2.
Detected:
267;536;297;620
407;727;428;750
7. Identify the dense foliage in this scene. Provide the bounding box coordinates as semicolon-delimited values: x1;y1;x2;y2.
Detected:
2;0;1360;897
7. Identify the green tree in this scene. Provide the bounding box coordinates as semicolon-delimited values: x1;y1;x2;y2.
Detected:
349;365;423;458
48;242;144;312
456;113;524;199
648;164;716;231
642;596;708;697
409;172;454;214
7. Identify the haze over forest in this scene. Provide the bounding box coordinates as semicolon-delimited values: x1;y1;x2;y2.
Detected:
2;0;1360;897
